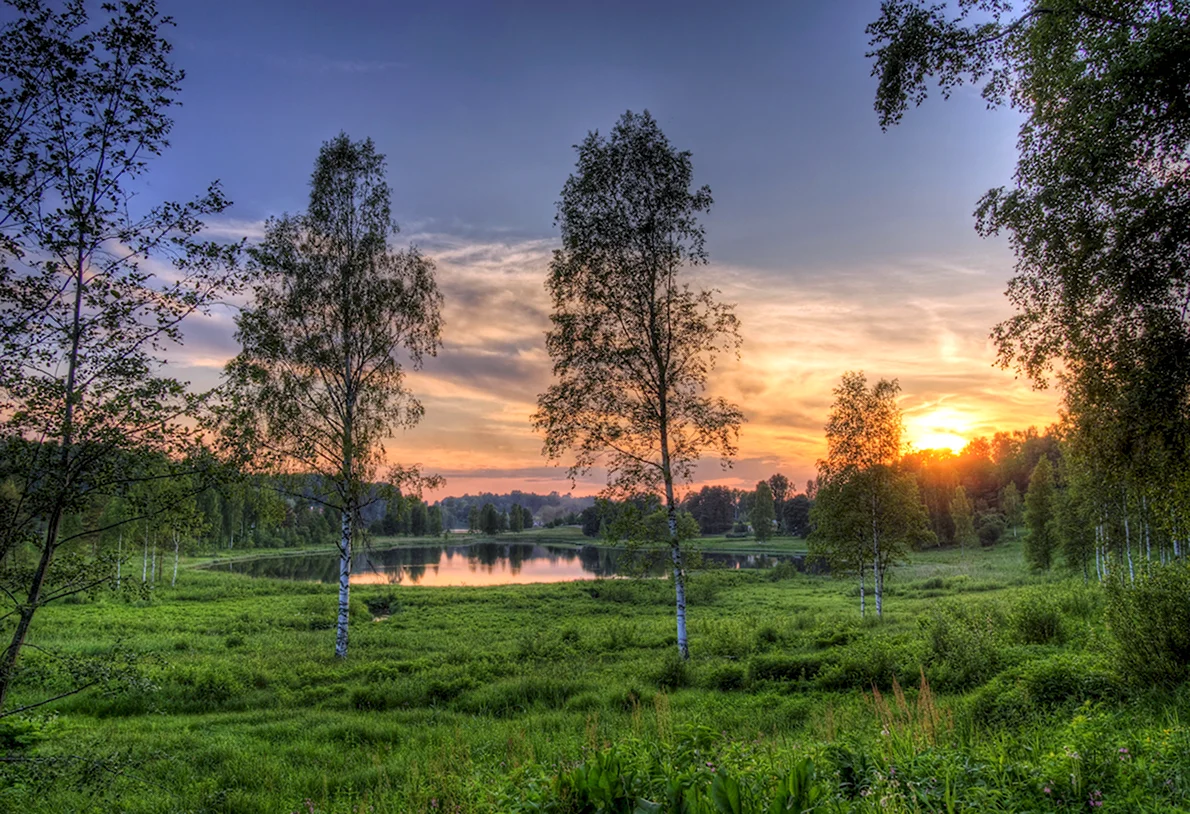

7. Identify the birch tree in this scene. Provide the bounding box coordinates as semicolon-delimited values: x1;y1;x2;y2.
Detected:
811;372;932;617
533;110;743;660
224;133;442;659
0;0;242;715
868;1;1190;558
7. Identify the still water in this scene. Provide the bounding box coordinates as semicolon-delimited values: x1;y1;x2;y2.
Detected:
210;542;801;587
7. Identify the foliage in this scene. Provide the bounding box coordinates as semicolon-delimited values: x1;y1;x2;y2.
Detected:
223;133;442;657
949;485;976;550
1024;456;1057;570
749;481;775;542
868;0;1190;566
533;110;743;660
1105;562;1190;688
0;0;243;714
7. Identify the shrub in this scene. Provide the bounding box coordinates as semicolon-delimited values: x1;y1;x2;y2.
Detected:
704;663;748;691
1010;592;1066;645
755;624;780;648
817;636;920;691
363;590;402;616
969;652;1120;727
920;603;1004;691
749;653;826;683
1105;563;1190;687
977;512;1006;547
651;651;690;690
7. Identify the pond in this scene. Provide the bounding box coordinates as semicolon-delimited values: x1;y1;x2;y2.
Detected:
208;542;806;587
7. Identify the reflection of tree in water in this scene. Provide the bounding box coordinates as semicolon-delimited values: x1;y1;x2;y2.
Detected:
212;544;808;584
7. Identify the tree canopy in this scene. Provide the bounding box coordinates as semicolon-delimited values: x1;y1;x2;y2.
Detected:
533;110;743;659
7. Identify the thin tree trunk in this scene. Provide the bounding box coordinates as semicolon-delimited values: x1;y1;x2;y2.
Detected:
171;531;180;588
859;569;865;618
1123;490;1135;583
142;530;148;584
663;471;688;660
116;531;122;590
0;510;63;712
0;238;88;713
872;493;882;618
335;510;352;658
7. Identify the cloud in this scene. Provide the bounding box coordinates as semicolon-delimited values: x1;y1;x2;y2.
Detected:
202;218;268;241
154;229;1058;499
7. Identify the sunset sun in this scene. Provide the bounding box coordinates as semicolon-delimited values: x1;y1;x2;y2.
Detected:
904;407;974;454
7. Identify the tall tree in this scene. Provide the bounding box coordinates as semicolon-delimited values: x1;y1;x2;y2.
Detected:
224;133;442;659
480;503;500;536
427;504;444;537
0;0;242;714
533;110;744;660
410;500;428;537
1024;456;1058;570
868;1;1190;549
812;372;931;617
1001;482;1023;538
949;485;976;552
768;473;790;532
782;494;813;539
751;480;776;542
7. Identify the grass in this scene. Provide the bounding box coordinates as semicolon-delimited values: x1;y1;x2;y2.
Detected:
3;538;1188;812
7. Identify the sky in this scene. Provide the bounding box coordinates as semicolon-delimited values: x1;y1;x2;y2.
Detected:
142;0;1059;499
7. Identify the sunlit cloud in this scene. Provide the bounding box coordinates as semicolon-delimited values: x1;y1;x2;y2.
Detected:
158;231;1059;500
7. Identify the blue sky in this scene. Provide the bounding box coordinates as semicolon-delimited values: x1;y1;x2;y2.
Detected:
146;0;1057;497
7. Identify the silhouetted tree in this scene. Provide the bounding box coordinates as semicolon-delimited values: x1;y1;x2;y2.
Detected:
224;134;442;658
533;111;743;659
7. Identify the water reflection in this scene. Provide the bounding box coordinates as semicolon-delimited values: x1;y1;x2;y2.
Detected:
209;543;803;587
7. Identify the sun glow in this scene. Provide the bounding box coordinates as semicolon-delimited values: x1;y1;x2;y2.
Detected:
904;407;974;454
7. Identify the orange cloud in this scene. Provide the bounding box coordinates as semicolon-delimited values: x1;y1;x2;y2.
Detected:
168;227;1060;500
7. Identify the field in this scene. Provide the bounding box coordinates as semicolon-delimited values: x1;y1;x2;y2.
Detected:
5;535;1189;813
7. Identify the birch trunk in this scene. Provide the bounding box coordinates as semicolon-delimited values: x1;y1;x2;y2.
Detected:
663;476;688;660
116;531;122;590
872;493;882;618
1123;491;1135;583
171;531;180;588
335;510;352;658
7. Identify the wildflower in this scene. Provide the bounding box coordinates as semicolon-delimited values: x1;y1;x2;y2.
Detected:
1044;787;1051;794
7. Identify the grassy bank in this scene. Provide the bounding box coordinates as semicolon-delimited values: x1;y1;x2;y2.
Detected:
4;539;1188;813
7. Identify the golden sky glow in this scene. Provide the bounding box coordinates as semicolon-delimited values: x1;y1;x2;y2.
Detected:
175;229;1060;500
360;233;1059;498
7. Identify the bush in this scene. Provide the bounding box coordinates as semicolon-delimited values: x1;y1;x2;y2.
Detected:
817;636;920;691
977;512;1006;547
749;653;826;683
1106;563;1190;687
704;663;748;691
969;652;1120;727
1010;592;1066;645
651;651;690;690
363;590;402;616
920;603;1004;690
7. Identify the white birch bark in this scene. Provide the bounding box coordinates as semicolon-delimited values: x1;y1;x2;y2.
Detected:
335;510;352;659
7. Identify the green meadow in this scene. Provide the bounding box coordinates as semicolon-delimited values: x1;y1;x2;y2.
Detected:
6;535;1190;813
